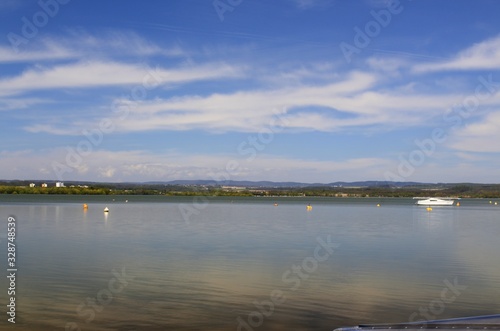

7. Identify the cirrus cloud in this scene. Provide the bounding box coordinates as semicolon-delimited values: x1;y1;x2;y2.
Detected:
413;35;500;73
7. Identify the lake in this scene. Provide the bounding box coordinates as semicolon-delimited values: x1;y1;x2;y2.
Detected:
0;195;499;330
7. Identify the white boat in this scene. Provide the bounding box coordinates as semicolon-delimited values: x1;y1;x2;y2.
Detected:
414;197;457;206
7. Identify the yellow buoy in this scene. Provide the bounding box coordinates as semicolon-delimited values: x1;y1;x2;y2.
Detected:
426;207;432;212
495;202;498;206
306;205;312;211
456;202;460;206
83;203;88;209
377;204;380;207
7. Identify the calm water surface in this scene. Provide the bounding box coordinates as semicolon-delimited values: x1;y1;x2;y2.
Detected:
0;195;499;330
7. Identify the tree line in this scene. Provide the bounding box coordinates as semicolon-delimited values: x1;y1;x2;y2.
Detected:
1;183;500;198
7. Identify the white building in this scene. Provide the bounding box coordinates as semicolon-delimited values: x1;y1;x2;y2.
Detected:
56;182;65;188
41;183;48;188
29;183;36;187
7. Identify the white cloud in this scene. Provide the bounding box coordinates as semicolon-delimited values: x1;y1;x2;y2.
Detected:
292;0;334;9
24;124;80;136
454;152;488;161
0;32;186;63
100;71;461;134
22;68;468;135
20;70;376;134
60;30;187;58
0;97;50;111
366;56;409;75
98;166;116;178
0;60;244;97
413;35;500;73
3;147;500;183
0;40;76;63
448;111;500;153
0;147;391;182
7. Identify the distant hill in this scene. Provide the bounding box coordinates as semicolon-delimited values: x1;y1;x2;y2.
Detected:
146;180;428;188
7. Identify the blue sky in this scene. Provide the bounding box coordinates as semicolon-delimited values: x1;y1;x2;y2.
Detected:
1;0;500;183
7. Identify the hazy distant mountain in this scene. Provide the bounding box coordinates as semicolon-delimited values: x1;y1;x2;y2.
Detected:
146;180;428;188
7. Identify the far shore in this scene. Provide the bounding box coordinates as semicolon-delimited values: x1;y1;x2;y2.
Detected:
1;184;500;199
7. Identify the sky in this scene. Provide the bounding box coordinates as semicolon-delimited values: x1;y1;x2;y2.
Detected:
1;0;500;184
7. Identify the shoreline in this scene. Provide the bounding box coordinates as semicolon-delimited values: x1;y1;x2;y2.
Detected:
1;185;500;198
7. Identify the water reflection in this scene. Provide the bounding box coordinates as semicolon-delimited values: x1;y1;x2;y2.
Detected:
0;197;499;330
